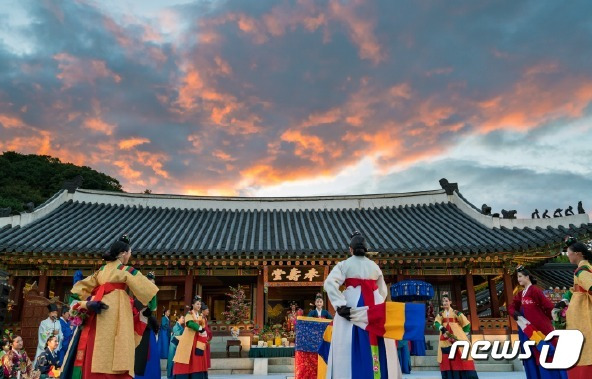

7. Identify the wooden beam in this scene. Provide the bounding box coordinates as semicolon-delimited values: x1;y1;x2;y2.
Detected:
453;278;463;312
184;273;194;309
38;272;48;297
159;276;186;284
256;272;265;327
465;273;480;333
503;271;518;332
488;276;500;317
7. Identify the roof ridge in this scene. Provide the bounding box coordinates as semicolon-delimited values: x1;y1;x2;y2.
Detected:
74;187;447;201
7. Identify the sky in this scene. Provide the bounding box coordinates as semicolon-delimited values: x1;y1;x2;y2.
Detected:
1;0;591;217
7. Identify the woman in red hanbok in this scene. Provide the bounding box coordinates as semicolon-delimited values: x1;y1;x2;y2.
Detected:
509;266;567;379
286;301;303;332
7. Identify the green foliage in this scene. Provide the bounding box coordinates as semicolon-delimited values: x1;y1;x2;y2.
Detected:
551;255;570;263
222;285;251;325
0;151;123;213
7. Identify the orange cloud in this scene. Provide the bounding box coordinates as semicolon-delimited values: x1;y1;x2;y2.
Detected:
240;163;331;186
54;53;121;88
329;0;385;64
173;64;262;134
0;131;51;155
83;117;116;135
0;114;25;129
212;150;236;162
476;67;592;132
119;137;150;150
113;160;143;180
136;151;170;179
281;129;326;162
300;108;342;128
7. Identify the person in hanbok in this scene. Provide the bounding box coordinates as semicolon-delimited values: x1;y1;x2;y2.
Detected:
555;239;592;379
434;294;478;379
322;231;403;378
0;339;10;361
167;314;185;379
134;272;160;379
173;296;209;379
34;336;60;378
200;304;213;370
307;294;332;319
2;335;39;379
35;304;62;363
286;302;303;332
60;234;159;379
57;306;72;365
509;266;567;379
159;309;172;359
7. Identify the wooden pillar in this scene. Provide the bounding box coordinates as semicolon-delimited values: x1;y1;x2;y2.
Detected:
503;271;517;332
327;296;335;316
184;272;194;309
38;272;48;297
465;273;480;333
256;271;265;327
488;276;500;318
9;277;24;323
453;278;463;311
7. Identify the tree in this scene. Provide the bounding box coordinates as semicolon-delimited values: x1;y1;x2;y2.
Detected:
0;151;124;213
222;285;251;325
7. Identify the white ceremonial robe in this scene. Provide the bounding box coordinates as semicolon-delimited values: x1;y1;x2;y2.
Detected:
35;317;63;361
323;255;401;379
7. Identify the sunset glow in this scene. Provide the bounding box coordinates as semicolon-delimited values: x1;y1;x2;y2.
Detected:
1;0;591;216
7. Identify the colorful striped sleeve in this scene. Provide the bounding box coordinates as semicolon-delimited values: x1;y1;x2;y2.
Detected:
434;313;442;331
562;289;573;302
576;265;592;291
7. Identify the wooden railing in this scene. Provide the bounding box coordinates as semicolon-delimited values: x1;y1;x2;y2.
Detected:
479;317;509;334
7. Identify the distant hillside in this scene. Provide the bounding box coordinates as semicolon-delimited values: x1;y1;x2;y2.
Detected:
0;151;123;214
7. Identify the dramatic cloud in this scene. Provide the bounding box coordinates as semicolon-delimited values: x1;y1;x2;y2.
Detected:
0;0;591;214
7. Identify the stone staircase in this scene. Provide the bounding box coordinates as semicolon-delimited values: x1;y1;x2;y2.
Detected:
160;335;519;376
417;334;519;372
268;357;295;374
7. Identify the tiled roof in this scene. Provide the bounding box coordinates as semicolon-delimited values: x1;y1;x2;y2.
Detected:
530;263;577;289
0;184;590;257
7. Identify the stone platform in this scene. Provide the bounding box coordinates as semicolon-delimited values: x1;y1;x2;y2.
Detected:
160;334;523;376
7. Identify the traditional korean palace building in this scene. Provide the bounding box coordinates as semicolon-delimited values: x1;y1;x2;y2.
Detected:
1;179;590;337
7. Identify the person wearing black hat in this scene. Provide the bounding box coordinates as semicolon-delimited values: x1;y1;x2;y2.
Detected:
322;231;398;378
35;302;63;363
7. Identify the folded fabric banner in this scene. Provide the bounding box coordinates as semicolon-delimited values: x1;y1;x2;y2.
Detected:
317;323;333;379
516;315;558;355
317;302;425;379
516;316;546;346
349;302;426;341
295;316;332;353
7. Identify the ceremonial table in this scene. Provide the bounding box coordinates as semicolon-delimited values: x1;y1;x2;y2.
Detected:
248;346;295;358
